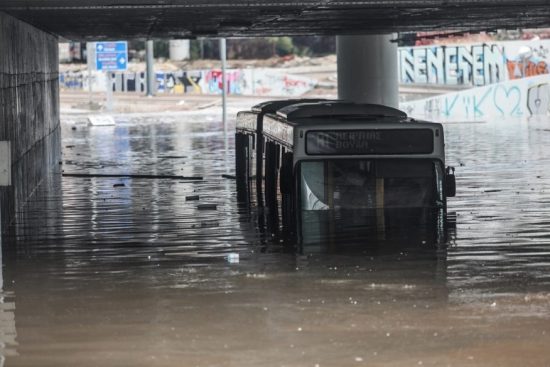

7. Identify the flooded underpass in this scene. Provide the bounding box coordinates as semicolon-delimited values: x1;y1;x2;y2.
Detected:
1;113;550;366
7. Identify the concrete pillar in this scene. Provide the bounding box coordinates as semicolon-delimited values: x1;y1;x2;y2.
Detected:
220;38;228;139
169;40;190;61
337;34;399;108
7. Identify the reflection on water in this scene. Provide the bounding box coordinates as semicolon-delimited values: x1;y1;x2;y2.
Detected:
1;115;550;366
0;240;17;365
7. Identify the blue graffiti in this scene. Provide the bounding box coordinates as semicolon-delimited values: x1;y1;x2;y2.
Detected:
444;94;459;116
473;87;493;117
493;85;522;117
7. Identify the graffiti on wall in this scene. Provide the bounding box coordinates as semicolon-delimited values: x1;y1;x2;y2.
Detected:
399;44;506;85
527;82;550;115
506;43;549;80
60;68;316;97
203;70;247;94
110;72;146;92
59;72;85;89
399;40;550;86
400;75;550;120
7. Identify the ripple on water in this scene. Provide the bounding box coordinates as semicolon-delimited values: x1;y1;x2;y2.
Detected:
1;115;550;366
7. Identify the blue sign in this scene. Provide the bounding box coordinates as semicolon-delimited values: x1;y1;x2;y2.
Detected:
95;41;128;71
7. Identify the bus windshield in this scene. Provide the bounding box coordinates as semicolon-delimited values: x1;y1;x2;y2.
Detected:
300;159;443;211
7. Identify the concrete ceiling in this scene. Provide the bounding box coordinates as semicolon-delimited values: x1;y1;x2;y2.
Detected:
1;1;549;40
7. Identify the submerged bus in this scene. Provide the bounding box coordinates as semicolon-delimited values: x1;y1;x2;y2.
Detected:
235;99;329;204
236;101;456;250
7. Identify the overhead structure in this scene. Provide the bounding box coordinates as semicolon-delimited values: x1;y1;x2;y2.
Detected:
0;1;549;39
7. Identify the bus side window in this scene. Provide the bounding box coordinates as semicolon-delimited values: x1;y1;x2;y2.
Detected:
265;141;278;207
280;152;295;236
280;152;293;195
247;135;255;176
255;134;265;207
235;133;247;182
277;145;282;179
235;133;250;202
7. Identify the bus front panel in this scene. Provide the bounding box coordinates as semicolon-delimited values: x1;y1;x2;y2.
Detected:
297;158;446;249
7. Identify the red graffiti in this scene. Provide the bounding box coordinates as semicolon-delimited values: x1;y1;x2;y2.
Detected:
283;76;307;88
507;60;549;79
204;70;223;90
204;70;244;93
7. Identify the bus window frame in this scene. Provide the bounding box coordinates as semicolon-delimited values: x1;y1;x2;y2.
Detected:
304;128;435;156
235;130;258;203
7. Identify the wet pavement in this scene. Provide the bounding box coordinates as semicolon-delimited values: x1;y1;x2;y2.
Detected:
1;113;550;366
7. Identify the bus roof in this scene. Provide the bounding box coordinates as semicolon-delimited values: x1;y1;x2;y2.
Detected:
265;114;440;131
251;98;334;114
238;99;343;132
276;102;407;120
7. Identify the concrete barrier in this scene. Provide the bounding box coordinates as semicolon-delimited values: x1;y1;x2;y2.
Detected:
60;68;317;97
401;74;550;121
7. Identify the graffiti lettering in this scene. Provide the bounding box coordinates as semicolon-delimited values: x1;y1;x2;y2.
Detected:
399;40;550;86
399;44;505;86
507;61;549;79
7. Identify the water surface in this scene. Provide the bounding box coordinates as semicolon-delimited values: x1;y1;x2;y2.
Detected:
1;114;550;366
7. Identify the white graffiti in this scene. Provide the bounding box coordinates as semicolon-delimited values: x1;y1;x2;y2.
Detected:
399;40;550;86
399;44;505;86
401;75;550;120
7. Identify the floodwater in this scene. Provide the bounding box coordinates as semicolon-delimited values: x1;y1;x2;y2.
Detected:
2;112;550;366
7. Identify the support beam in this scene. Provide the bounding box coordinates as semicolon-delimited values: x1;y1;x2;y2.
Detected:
220;38;228;141
146;40;155;97
337;34;398;108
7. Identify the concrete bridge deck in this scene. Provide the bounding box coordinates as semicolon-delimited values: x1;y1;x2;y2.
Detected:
1;1;549;39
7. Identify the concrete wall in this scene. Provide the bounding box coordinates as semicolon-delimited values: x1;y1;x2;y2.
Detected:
401;74;550;121
60;68;317;97
0;12;60;232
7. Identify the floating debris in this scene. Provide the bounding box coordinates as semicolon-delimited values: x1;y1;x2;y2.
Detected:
197;204;217;210
88;115;116;126
227;253;239;264
158;155;188;159
200;220;219;228
62;173;203;180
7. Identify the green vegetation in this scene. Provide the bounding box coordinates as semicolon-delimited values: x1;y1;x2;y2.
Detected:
189;36;334;60
127;36;335;61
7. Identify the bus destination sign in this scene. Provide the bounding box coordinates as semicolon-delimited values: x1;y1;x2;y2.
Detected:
306;129;434;155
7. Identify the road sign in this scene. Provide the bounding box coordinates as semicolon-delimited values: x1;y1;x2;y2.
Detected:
95;41;128;71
